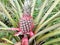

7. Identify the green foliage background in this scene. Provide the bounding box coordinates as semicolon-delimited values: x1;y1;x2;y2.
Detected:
0;0;60;45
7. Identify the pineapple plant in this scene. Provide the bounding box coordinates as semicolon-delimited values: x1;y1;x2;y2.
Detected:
0;0;60;45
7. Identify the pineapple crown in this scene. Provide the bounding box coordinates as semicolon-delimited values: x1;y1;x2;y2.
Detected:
23;0;32;15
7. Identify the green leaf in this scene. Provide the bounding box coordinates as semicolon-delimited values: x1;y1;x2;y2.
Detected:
0;43;12;45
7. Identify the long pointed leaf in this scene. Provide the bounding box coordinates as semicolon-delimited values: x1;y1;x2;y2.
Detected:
36;29;60;44
0;21;8;28
14;0;22;17
0;43;12;45
40;0;60;25
31;0;36;16
35;11;60;33
34;0;48;23
2;38;14;44
0;2;17;27
29;23;60;43
43;38;60;45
